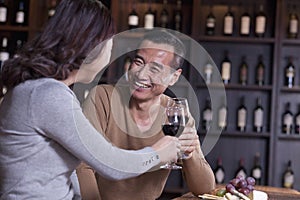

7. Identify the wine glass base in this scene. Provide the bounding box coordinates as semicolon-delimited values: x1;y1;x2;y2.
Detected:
160;163;182;170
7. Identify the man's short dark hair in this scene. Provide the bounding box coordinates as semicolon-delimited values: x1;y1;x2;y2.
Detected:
138;30;186;69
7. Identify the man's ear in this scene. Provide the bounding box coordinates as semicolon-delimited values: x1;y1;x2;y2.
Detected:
169;68;182;86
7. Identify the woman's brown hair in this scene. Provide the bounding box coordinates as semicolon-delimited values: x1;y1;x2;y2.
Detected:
0;0;114;97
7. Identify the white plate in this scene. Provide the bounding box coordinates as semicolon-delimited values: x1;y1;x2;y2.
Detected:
253;190;268;200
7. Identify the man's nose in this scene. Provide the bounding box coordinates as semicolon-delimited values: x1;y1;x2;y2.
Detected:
136;65;150;79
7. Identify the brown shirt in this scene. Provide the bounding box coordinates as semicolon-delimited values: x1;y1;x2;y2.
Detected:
76;84;215;200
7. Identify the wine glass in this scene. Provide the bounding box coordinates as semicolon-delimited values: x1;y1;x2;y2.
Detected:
160;97;189;170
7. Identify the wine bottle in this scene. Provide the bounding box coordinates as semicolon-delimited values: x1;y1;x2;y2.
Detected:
218;96;227;130
128;1;139;29
202;98;212;132
173;0;182;31
159;0;169;28
295;104;300;135
282;160;294;189
237;96;247;132
15;0;25;25
255;55;265;86
13;39;23;58
285;56;295;88
223;5;234;36
287;4;299;39
48;0;57;19
221;50;231;84
239;56;248;85
0;37;9;67
240;7;251;36
282;102;293;134
251;152;262;185
0;0;8;24
255;4;267;37
144;1;155;30
205;5;216;36
253;97;264;133
214;157;225;184
235;158;247;179
204;62;213;84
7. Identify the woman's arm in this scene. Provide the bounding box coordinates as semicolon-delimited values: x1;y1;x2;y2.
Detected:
30;81;177;180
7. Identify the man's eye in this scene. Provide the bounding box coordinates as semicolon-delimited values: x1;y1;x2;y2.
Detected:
133;59;144;66
150;66;160;73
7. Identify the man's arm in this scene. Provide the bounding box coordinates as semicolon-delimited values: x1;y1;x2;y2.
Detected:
180;115;215;195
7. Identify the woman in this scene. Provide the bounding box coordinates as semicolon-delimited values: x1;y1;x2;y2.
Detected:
0;0;179;199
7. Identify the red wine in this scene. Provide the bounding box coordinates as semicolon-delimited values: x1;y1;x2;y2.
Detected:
162;124;184;137
167;115;188;125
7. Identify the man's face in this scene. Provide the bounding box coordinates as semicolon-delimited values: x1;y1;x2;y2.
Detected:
127;40;182;101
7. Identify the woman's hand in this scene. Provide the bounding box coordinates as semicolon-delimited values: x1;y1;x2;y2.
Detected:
178;127;200;159
152;136;180;164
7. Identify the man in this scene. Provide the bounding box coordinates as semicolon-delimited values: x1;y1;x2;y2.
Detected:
77;30;215;199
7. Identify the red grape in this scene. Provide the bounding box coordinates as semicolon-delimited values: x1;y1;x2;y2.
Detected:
226;184;235;193
238;179;247;188
230;178;240;187
236;175;244;181
247;184;254;191
246;176;256;186
238;188;251;195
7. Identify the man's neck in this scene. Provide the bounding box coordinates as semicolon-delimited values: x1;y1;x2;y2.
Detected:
130;96;162;132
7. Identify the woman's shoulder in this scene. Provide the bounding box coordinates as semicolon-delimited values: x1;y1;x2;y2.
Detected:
28;78;74;100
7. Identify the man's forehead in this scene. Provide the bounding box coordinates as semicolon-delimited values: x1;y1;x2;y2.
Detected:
138;40;175;53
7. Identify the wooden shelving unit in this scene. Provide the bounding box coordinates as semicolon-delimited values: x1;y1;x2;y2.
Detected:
2;0;300;196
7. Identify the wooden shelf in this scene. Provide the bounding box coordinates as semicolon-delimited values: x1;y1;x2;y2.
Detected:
196;83;273;91
197;35;276;44
199;131;270;139
0;25;29;32
282;39;300;46
278;135;300;140
280;86;300;93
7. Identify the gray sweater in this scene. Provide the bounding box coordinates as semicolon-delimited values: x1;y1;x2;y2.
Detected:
0;78;160;200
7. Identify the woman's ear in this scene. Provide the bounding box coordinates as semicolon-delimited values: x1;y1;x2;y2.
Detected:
168;68;182;86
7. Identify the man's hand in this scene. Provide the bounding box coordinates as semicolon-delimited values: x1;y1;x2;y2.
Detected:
178;127;200;159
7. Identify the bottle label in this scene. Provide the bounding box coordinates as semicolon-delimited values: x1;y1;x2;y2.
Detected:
144;14;154;29
257;67;264;83
284;173;294;188
286;67;295;78
252;168;262;179
207;18;216;28
160;15;168;25
48;9;56;18
254;109;263;127
238;108;247;127
240;67;247;83
215;169;225;183
224;16;233;34
203;109;213;121
16;11;25;24
218;107;227;128
236;170;247;180
0;52;9;61
241;16;250;35
222;62;231;81
290;19;298;34
128;15;139;26
284;113;293;126
0;7;7;22
255;16;266;34
204;63;213;83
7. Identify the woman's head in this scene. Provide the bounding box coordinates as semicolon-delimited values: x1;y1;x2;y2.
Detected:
0;0;114;96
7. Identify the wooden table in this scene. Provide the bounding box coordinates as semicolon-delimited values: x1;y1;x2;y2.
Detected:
173;186;300;200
